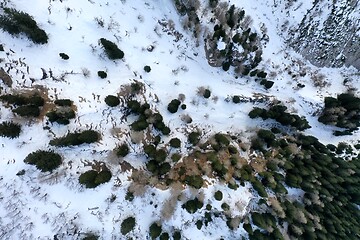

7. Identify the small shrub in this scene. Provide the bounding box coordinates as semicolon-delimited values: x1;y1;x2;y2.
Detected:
0;121;21;138
79;170;112;188
0;8;48;44
99;38;124;60
203;89;211;98
173;231;181;240
215;133;230;146
79;170;98;188
144;65;151;72
159;232;169;240
12;105;40;117
169;138;181;148
221;202;230;211
182;197;203;214
82;233;99;240
116;143;130;157
214;190;223;201
121;217;136;235
188;131;200;145
24;150;62;172
149;223;162;239
131;119;149;131
171;153;181;162
184;175;203;189
97;71;107;79
59;53;69;60
232;95;240;103
167;99;181;113
105;95;120;107
54;99;72;106
50;130;100;147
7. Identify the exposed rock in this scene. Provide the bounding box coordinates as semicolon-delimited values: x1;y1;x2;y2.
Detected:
289;0;360;70
0;67;12;87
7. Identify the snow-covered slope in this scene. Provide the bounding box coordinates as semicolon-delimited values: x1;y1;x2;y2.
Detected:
0;0;359;239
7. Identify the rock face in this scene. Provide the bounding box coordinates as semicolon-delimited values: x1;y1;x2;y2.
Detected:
289;0;360;70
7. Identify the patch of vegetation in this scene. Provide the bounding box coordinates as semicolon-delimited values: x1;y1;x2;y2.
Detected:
50;130;100;147
188;131;201;145
0;121;21;138
318;93;360;134
24;150;62;172
169;138;181;148
214;190;223;201
116;143;130;157
0;8;48;44
105;95;120;107
12;105;40;117
121;216;136;235
54;99;72;106
249;105;311;131
59;53;69;60
203;89;211;98
46;108;75;125
99;38;124;60
149;222;162;239
184;175;204;189
79;169;112;188
97;71;107;79
182;197;203;214
167;99;181;113
144;65;151;72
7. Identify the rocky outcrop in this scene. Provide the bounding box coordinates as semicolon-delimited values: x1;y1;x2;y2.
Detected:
289;0;360;70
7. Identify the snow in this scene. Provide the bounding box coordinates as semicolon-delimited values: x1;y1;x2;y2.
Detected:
0;0;359;239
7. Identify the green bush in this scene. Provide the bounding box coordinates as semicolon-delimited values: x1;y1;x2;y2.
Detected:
99;38;124;60
214;190;223;201
159;232;169;240
59;53;69;60
79;170;112;188
24;150;62;172
149;223;162;239
97;71;107;79
173;231;181;240
167;99;181;113
54;99;72;106
232;95;240;103
188;131;200;145
215;133;230;146
105;95;120;107
0;121;21;138
144;65;151;72
131;119;149;131
12;105;40;117
79;170;98;188
0;8;48;44
121;216;136;235
169;138;181;148
203;89;211;98
116;143;130;157
182;197;203;214
46;109;75;125
184;175;203;189
221;202;230;211
50;130;100;147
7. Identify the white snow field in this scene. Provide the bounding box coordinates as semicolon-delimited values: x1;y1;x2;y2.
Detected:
0;0;359;239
